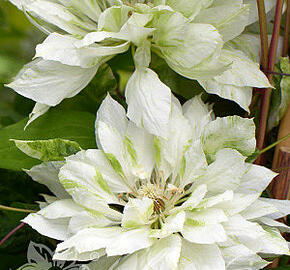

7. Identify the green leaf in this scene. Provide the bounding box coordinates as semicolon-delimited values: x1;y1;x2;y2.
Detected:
0;110;96;171
268;57;290;131
12;138;81;162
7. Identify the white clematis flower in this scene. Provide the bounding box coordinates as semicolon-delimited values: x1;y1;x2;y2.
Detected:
7;0;272;132
22;94;290;269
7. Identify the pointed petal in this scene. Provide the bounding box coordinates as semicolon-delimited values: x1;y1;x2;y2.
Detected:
6;59;98;106
23;213;69;241
25;103;50;129
25;161;69;199
179;240;225;270
182;95;213;140
237;164;277;194
259;198;290;219
125;68;171;138
221;244;268;270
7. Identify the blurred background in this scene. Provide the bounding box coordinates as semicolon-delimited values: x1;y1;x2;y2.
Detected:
0;1;52;268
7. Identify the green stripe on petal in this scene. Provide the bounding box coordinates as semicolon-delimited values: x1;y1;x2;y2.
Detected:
124;136;138;166
94;169;113;195
105;153;126;179
153;137;162;167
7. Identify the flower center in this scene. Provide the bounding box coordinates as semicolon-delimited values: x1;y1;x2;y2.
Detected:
135;171;185;216
138;183;167;214
122;0;154;6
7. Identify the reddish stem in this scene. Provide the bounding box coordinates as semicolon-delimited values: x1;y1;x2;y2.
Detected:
0;223;25;247
256;0;269;69
256;0;285;164
282;0;290;56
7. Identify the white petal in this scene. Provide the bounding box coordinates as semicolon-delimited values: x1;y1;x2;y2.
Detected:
198;190;234;209
125;122;155;179
217;193;260;216
68;211;114;234
240;199;279;220
153;10;222;68
182;140;207;186
221;244;268;270
65;149;129;193
118;13;155;46
54;227;153;259
38;199;82;219
223;215;265;244
237;164;277;194
170;185;207;214
227;33;261;63
57;0;102;22
59;150;121;204
98;5;133;32
36;33;129;68
202;116;256;161
96;94;128;138
186;208;228;225
198;81;253;112
179;240;225;270
197;149;247;194
115;235;182;270
259;198;290;219
6;59;98;106
121;197;154;228
26;0;96;35
25;161;69;199
194;2;250;42
164;0;212;20
257;227;290;256
182;222;227;244
217;48;271;87
145;235;182;269
25;102;50;129
257;217;290;233
150;212;186;239
125;68;171;138
199;48;271;110
182;95;213;140
157;96;192;179
23;213;69;241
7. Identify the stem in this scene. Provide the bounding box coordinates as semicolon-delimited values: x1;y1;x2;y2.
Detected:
256;0;269;69
256;0;285;163
0;204;36;213
282;0;290;56
259;133;290;155
0;223;25;247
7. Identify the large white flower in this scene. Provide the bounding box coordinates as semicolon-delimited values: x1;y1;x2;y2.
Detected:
7;0;272;135
20;94;290;270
